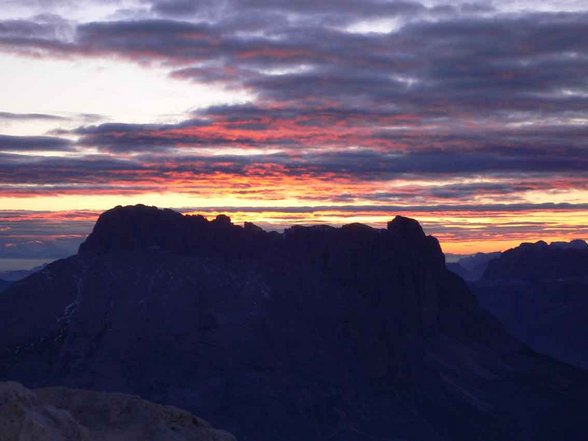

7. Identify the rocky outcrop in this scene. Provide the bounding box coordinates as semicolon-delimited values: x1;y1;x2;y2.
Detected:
78;205;255;257
1;205;587;441
0;382;87;441
0;381;235;441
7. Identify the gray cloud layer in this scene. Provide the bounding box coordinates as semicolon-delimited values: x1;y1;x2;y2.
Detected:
0;1;586;224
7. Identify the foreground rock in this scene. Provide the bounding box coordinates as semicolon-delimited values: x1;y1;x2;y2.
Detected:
0;381;235;441
1;205;587;441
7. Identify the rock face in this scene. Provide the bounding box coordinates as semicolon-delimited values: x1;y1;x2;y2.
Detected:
0;381;234;441
471;240;588;368
0;382;87;441
1;205;587;441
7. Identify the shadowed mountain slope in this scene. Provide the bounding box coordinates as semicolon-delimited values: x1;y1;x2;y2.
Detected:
483;239;588;282
471;240;588;369
1;205;587;441
447;252;500;281
0;279;9;293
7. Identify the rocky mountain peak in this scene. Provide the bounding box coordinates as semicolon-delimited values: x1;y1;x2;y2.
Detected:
78;206;445;265
78;204;241;255
387;215;425;239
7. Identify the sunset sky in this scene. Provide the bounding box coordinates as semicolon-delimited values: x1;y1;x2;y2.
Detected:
0;0;587;268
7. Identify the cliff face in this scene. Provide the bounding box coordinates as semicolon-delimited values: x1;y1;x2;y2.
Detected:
0;381;235;441
1;205;587;441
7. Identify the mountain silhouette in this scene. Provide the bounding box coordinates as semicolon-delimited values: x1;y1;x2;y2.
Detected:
1;205;587;441
483;239;588;281
471;239;588;369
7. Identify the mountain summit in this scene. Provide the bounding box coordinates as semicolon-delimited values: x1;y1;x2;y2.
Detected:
1;205;587;441
79;204;241;255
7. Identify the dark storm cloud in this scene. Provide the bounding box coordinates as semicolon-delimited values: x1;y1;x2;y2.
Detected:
1;7;587;121
0;14;73;55
295;148;588;177
0;154;146;187
0;134;73;152
180;202;588;215
1;145;586;197
0;2;586;201
147;0;426;24
74;120;217;151
71;113;588;177
428;182;540;200
0;17;63;39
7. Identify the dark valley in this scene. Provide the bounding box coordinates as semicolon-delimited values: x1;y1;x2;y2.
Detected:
466;240;588;369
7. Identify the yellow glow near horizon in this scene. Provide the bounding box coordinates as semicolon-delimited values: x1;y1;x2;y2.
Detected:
2;192;583;254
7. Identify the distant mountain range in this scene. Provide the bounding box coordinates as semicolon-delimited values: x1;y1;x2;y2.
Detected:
0;266;46;282
0;264;47;293
469;239;588;369
483;239;588;281
449;239;588;282
1;205;587;441
447;252;501;281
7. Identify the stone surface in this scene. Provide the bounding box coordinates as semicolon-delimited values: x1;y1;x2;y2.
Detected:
0;381;235;441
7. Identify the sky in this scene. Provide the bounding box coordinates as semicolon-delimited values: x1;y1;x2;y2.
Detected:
0;0;587;267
